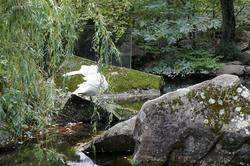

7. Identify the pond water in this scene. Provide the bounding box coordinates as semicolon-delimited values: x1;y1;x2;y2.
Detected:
1;75;250;166
163;75;214;93
0;123;132;166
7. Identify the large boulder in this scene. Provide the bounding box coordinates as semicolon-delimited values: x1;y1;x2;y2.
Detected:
78;116;136;153
133;74;250;166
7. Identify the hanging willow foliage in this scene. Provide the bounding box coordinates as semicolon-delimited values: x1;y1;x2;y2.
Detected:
0;0;124;163
86;2;121;66
0;0;79;139
0;0;123;141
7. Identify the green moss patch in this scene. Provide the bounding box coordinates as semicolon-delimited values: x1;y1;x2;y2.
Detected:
117;101;144;111
55;56;162;93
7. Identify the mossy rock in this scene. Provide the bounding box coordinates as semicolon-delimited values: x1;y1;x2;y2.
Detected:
133;74;250;165
55;56;162;93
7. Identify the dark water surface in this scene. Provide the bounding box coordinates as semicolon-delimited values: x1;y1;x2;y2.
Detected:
0;123;132;166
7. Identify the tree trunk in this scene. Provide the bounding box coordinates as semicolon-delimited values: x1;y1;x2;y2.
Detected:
218;0;237;60
220;0;235;44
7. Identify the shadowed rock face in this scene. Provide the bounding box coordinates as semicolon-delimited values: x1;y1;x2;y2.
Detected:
56;94;137;125
79;116;136;153
133;74;250;166
55;94;115;125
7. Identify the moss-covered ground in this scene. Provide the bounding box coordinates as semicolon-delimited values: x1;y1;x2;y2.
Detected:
55;56;162;93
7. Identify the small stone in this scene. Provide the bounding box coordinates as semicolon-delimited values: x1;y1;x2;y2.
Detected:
208;98;216;104
235;107;242;112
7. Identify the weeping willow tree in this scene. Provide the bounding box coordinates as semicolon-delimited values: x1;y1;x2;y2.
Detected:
0;1;127;164
76;0;133;39
87;3;121;65
0;0;80;140
0;0;127;141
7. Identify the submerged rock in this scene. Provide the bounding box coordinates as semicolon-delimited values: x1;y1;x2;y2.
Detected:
78;116;136;153
133;74;250;166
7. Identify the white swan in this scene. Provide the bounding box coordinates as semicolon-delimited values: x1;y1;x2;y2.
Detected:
63;65;108;99
73;73;108;96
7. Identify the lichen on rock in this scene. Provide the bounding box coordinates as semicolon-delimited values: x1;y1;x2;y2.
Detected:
133;74;250;166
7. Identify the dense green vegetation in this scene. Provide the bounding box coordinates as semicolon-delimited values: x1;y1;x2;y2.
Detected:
0;0;125;138
144;50;223;77
0;0;78;139
132;0;250;75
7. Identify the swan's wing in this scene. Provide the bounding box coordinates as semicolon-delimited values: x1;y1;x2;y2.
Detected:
84;74;109;91
83;74;100;84
73;83;97;96
63;70;82;77
76;82;88;87
80;65;98;76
